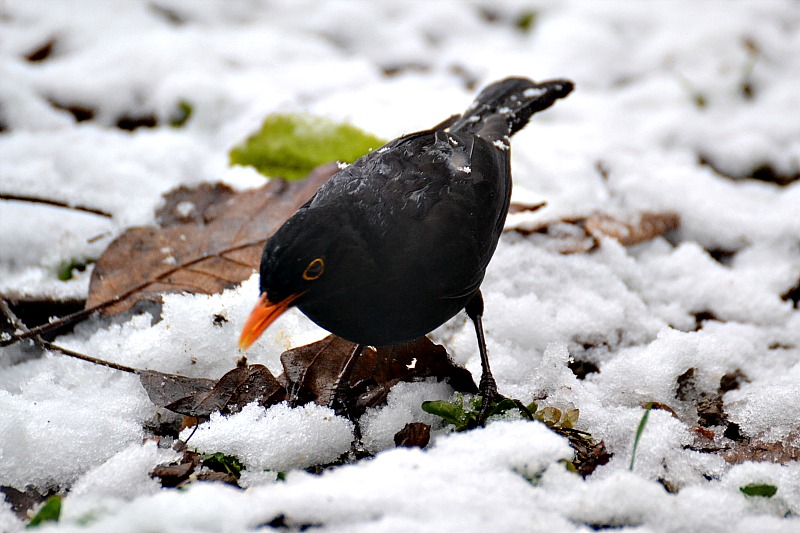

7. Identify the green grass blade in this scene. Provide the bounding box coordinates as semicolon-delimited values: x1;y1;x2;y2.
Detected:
629;402;653;471
27;495;61;528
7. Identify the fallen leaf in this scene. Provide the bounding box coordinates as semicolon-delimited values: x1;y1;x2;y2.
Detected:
201;452;244;480
139;334;474;423
194;470;240;485
223;364;287;413
164;364;285;418
723;432;800;465
557;429;612;477
281;335;478;416
155;182;236;226
150;448;203;488
510;220;597;254
507;210;679;252
139;370;216;409
394;422;431;448
24;38;56;62
719;369;749;392
584;212;680;246
567;359;600;380
508;201;546;214
86;163;338;315
261;514;322;531
26;494;61;528
150;462;195;488
229;113;385;180
0;486;57;521
676;367;731;428
740;483;778;497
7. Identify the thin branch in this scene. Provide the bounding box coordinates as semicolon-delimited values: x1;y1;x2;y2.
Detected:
0;299;137;373
41;339;139;374
1;305;94;347
0;193;113;218
0;299;27;333
0;238;265;347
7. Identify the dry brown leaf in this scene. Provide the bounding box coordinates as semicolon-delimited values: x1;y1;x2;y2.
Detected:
87;162;338;315
570;434;612;477
0;486;58;521
584;212;679;246
280;335;478;415
138;334;474;421
508;210;679;253
155;182;236;226
150;461;196;488
510;220;598;254
394;422;431;448
162;364;285;418
139;370;216;410
507;201;547;214
722;433;800;464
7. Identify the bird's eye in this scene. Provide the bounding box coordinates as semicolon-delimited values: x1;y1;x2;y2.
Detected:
302;258;325;280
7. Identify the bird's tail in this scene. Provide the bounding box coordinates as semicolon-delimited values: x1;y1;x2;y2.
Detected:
449;77;574;141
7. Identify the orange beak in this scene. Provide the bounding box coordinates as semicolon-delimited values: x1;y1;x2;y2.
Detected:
238;292;301;350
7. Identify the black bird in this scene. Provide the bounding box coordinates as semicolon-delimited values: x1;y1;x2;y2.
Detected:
240;76;574;420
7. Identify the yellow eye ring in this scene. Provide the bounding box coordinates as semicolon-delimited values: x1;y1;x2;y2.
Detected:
302;258;325;280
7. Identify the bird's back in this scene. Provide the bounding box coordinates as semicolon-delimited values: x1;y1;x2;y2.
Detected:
291;77;574;344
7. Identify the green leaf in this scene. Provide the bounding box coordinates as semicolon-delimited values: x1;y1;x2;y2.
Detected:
202;452;244;479
629;402;653;471
515;10;537;33
423;395;581;432
489;398;520;416
421;400;466;427
26;495;61;528
229;113;385;180
561;459;578;473
169;100;193;128
740;483;777;498
56;258;92;281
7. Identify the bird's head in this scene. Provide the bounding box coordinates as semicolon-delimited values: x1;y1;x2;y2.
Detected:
238;210;336;350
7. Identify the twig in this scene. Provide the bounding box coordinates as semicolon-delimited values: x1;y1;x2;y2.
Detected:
0;193;113;218
0;299;137;373
0;299;28;333
41;339;138;373
0;239;265;347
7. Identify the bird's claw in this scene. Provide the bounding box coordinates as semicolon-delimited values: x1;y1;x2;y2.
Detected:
475;375;534;426
476;374;503;426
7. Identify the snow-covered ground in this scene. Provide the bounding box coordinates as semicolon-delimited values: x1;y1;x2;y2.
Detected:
2;1;799;531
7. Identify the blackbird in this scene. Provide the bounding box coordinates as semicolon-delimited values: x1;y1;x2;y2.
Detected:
240;76;574;421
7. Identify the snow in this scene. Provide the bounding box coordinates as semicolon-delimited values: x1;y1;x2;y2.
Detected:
2;0;800;531
185;403;355;473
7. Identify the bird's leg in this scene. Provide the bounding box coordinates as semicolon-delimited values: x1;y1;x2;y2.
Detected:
465;291;503;425
465;293;533;425
330;343;366;437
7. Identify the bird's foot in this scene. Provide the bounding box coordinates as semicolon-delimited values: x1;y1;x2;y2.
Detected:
476;374;502;426
475;375;534;426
